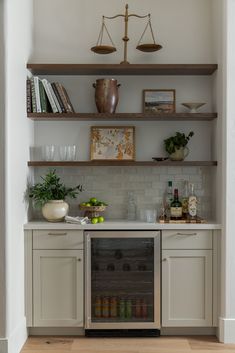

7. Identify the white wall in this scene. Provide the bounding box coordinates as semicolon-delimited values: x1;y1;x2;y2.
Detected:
218;0;235;343
0;0;6;340
31;0;214;64
4;0;33;351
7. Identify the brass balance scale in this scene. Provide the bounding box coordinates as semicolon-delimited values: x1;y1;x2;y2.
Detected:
91;4;162;64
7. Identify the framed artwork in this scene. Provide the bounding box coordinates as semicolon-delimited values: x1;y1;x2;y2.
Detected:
90;126;135;161
143;89;176;114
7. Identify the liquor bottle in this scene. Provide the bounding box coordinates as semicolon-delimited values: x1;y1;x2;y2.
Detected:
181;180;189;219
170;188;183;220
165;181;173;219
127;191;136;220
188;183;197;219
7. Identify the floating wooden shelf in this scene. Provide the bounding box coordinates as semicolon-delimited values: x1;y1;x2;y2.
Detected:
27;112;217;121
28;161;218;167
27;64;218;76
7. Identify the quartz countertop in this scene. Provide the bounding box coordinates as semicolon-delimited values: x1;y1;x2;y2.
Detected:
24;220;221;230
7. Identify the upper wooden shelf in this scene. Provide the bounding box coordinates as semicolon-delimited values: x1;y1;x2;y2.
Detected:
28;161;218;167
27;64;218;76
27;112;217;121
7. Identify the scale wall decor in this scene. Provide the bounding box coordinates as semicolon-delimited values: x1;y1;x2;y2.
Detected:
91;4;162;64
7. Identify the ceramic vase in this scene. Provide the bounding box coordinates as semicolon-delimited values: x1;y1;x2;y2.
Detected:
93;78;120;113
42;200;69;222
170;147;189;161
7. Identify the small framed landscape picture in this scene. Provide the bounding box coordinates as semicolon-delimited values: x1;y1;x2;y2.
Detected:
143;89;176;114
90;126;135;161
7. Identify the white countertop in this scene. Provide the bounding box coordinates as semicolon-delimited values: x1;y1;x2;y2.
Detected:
24;220;221;230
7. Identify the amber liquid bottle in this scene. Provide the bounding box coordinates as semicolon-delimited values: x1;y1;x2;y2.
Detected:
170;188;183;220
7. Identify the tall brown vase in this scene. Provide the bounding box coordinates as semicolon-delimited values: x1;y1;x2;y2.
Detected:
93;78;120;113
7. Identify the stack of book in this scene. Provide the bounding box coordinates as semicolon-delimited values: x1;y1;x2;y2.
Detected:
26;76;75;114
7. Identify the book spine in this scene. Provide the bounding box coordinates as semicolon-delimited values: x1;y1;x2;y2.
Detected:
51;82;66;113
47;82;62;113
39;79;48;113
56;83;70;113
26;78;32;113
34;76;41;113
61;85;75;113
42;79;58;113
57;83;74;113
30;77;37;113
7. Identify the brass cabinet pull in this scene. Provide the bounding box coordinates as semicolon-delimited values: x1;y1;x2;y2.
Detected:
176;232;197;236
48;232;68;236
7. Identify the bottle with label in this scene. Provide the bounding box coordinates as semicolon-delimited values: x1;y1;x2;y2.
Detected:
181;180;189;219
188;183;197;219
165;181;173;219
127;191;136;220
170;188;183;220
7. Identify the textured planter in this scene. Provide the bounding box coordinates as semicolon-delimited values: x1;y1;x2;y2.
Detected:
170;147;189;161
42;200;69;222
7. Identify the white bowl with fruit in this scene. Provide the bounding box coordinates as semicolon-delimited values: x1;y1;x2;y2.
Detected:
79;197;107;224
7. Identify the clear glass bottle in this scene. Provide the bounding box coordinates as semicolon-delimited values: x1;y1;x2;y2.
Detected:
170;188;183;220
188;183;197;219
165;181;173;219
181;180;189;219
127;191;136;220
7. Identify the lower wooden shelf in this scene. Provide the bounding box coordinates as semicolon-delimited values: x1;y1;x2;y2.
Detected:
28;161;218;167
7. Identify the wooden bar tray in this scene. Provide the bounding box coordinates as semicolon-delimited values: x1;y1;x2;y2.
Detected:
158;217;207;224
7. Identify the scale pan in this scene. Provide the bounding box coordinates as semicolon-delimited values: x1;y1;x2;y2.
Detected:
136;43;162;52
91;45;117;54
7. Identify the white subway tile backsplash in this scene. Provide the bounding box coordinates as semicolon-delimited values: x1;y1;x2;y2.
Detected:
33;166;213;220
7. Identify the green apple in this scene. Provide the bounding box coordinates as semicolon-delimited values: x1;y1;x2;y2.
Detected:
98;216;104;223
91;217;98;224
90;197;97;204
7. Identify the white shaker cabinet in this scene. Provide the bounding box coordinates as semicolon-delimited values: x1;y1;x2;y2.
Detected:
25;229;84;327
161;230;213;327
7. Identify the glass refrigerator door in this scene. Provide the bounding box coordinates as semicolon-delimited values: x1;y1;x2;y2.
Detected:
90;237;155;324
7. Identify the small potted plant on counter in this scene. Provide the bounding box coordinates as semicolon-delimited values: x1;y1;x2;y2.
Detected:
29;169;83;222
164;131;194;161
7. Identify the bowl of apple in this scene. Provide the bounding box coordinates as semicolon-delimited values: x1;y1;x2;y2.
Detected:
79;198;108;223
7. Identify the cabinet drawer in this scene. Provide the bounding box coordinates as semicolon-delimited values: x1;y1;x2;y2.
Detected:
162;230;212;249
33;230;84;249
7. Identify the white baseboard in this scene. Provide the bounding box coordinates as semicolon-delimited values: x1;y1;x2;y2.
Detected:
7;317;27;353
28;327;84;336
219;317;235;343
0;340;8;353
161;327;216;336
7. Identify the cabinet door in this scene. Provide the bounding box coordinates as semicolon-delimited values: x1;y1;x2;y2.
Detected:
33;249;83;327
162;249;212;327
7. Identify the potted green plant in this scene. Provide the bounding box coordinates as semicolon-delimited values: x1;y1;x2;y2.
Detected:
29;170;83;222
164;131;194;161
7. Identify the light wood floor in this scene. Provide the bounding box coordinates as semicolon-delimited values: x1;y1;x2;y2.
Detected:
21;336;235;353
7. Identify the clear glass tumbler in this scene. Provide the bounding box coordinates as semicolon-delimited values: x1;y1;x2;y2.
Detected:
59;146;67;161
67;145;76;161
43;145;55;161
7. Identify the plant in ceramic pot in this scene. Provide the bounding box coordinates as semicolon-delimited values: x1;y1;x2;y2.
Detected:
29;170;83;222
164;131;194;161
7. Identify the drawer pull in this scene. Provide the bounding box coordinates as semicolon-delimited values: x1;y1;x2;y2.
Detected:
176;232;197;236
48;232;68;236
77;258;82;262
162;258;167;262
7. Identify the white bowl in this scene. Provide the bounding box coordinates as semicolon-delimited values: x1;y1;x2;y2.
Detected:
181;102;206;113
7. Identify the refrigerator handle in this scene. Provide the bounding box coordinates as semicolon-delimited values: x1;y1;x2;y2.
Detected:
85;233;91;329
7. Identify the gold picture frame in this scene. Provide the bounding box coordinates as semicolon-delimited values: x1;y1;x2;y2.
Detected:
143;89;176;114
90;126;135;161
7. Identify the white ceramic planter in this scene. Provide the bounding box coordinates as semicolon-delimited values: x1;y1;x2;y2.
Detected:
42;200;69;222
170;147;189;161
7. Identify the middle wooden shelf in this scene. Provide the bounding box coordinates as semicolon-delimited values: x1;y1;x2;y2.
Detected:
27;112;217;122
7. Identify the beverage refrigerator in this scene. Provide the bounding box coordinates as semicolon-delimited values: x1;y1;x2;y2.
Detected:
85;230;161;336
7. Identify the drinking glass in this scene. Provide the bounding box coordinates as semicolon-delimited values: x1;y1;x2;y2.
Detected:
67;145;76;161
43;145;55;161
145;209;157;223
59;146;67;161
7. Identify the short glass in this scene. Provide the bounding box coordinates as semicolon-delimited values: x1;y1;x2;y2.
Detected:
42;145;55;161
67;145;76;161
145;209;157;223
59;146;67;161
